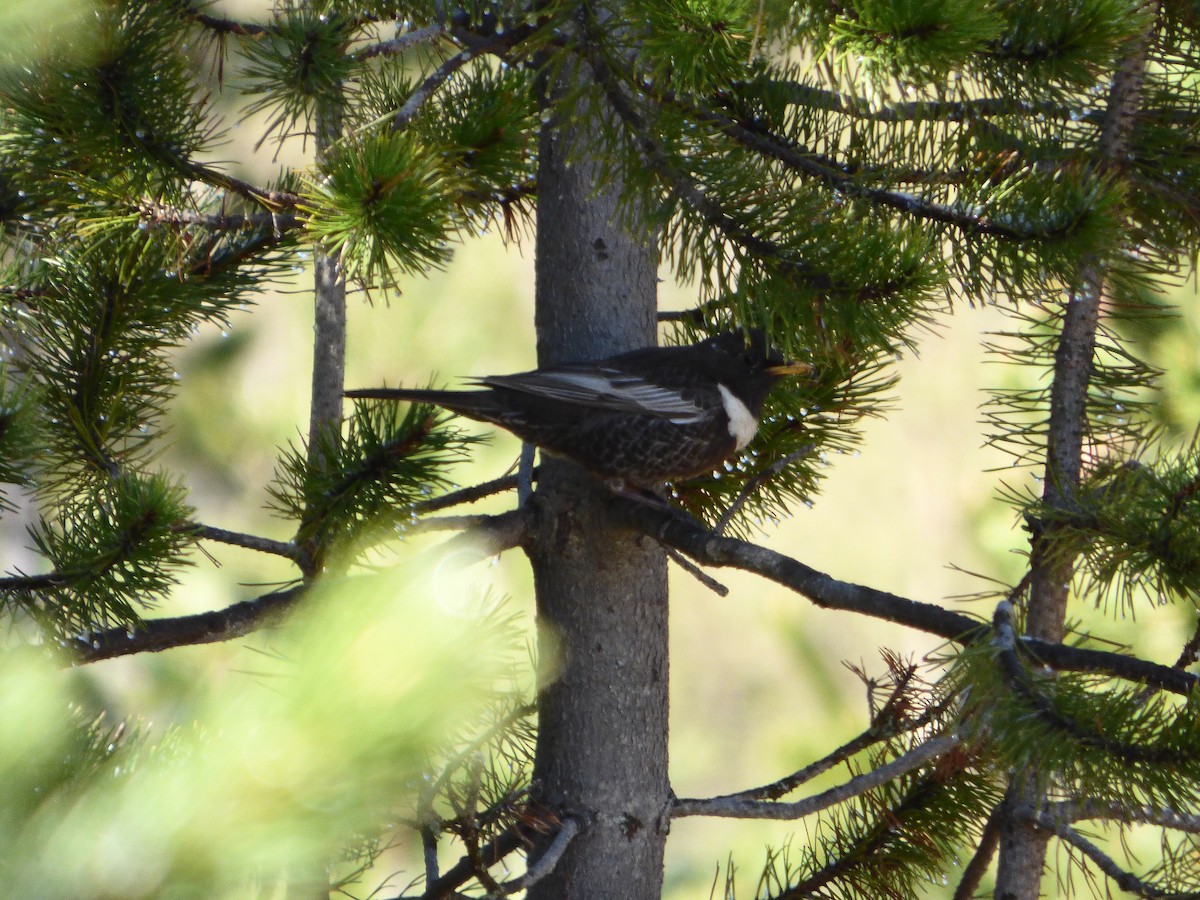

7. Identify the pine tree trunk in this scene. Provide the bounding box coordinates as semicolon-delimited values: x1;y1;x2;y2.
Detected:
523;58;669;900
992;18;1155;898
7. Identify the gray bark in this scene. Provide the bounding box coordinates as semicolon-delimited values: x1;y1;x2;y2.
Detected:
308;100;347;464
524;61;669;900
993;13;1156;897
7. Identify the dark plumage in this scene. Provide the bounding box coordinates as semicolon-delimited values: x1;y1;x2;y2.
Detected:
346;330;811;486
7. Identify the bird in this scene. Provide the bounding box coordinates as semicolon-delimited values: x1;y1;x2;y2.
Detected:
345;329;812;487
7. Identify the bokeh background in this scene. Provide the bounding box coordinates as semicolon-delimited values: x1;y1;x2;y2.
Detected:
4;0;1199;896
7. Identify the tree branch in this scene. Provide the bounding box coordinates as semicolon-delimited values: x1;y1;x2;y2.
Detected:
494;817;581;895
999;23;1160;884
609;496;1200;694
1043;800;1200;832
992;601;1192;766
1019;807;1182;899
610;495;984;640
672;94;1081;243
399;824;528;900
691;672;941;805
409;474;520;515
672;732;961;820
66;584;305;664
952;802;1004;900
184;523;300;560
352;24;446;62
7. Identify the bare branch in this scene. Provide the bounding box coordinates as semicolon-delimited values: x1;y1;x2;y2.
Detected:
672;731;961;820
410;475;520;516
390;49;476;132
667;548;729;597
952;802;1004;900
610;495;984;641
694;671;942;806
1019;807;1179;899
66;584;304;665
432;507;534;562
611;496;1200;694
184;523;300;561
1043;800;1200;833
399;825;527;900
352;24;446;62
495;817;581;895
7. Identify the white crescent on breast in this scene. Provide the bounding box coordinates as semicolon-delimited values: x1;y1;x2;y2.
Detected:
718;384;758;450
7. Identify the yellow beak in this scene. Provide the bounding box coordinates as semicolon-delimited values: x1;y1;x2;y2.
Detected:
766;361;814;378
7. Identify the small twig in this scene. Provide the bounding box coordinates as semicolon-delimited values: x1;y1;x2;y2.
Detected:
493;817;581;896
714;445;814;535
672;731;961;820
392;48;477;132
952;801;1003;900
410;475;521;516
667;548;729;597
1042;800;1200;833
713;690;942;805
183;523;300;561
352;24;446;61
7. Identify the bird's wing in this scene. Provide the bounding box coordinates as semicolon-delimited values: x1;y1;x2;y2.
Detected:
478;367;707;423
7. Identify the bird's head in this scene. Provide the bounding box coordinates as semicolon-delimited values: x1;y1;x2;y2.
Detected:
697;328;813;416
705;328;812;380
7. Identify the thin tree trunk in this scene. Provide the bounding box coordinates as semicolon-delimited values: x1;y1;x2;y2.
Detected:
308;99;347;463
524;56;669;900
993;12;1156;897
302;95;348;576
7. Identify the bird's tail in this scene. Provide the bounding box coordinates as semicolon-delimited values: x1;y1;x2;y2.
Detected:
344;387;506;424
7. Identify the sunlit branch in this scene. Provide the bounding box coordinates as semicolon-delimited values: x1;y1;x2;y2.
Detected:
754;80;1089;124
611;497;1200;694
353;24;446;62
433;507;534;561
672;731;962;819
676;96;1080;242
1043;800;1200;832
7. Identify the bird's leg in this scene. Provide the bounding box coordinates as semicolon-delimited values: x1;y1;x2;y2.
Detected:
518;442;536;504
604;479;673;508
